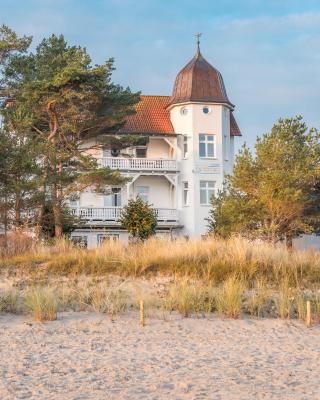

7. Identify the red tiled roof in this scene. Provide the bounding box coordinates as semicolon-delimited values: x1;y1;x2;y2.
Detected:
120;95;241;136
230;112;241;136
119;95;174;134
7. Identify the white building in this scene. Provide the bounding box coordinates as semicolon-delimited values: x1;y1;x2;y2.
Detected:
70;43;241;247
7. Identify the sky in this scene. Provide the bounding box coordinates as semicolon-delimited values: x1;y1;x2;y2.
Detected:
1;0;320;151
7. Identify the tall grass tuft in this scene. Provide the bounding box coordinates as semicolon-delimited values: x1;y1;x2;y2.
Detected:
164;279;215;317
0;288;19;313
25;287;58;322
277;279;293;319
89;283;128;315
247;279;269;317
216;276;244;319
295;290;307;321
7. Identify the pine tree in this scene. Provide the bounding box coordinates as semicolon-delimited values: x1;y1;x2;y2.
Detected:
208;116;320;247
1;33;140;237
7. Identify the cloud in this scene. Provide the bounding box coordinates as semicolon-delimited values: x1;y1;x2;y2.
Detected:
1;1;319;151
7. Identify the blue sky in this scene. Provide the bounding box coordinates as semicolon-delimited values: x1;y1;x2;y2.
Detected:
1;0;320;151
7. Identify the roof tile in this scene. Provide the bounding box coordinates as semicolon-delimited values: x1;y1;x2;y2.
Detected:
120;95;241;137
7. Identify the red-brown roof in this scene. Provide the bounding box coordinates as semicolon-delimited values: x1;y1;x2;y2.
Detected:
230;112;241;136
119;95;174;135
171;49;234;108
120;95;241;136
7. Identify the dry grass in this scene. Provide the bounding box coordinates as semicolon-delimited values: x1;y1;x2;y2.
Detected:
246;278;270;317
0;231;35;258
25;287;58;322
1;236;320;322
163;278;215;317
0;288;19;313
277;279;294;319
1;236;319;287
216;276;244;319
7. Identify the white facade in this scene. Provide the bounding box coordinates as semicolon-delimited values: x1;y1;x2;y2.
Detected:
70;48;240;247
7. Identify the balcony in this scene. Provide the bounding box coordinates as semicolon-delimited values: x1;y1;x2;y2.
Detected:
70;207;179;225
98;157;178;172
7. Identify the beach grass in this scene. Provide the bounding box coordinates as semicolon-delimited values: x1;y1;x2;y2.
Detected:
0;234;320;322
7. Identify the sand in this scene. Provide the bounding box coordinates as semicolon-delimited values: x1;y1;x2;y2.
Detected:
0;312;319;400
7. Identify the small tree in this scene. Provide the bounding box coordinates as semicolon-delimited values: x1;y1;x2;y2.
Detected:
120;198;157;242
208;116;320;247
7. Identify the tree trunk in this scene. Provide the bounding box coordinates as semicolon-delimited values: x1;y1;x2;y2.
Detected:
35;156;49;240
52;199;62;238
52;161;64;238
14;190;22;228
285;234;293;250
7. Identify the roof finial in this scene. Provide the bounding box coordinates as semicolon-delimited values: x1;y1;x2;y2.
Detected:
195;32;202;55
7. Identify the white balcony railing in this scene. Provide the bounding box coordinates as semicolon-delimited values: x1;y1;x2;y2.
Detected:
70;207;179;224
98;157;177;171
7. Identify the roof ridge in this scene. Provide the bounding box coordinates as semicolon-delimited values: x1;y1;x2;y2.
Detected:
140;94;171;98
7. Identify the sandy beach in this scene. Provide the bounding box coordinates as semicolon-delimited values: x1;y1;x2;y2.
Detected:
0;312;319;400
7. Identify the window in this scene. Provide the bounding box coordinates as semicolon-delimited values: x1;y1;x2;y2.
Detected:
199;134;215;158
104;188;121;207
136;186;149;203
71;236;87;248
136;147;147;158
103;148;111;158
97;234;119;245
223;134;229;161
69;195;79;208
183;182;189;206
200;181;215;205
183;136;188;158
180;107;188;115
202;106;211;114
111;148;120;157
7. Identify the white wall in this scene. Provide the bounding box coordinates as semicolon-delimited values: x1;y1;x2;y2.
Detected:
131;175;174;208
147;138;171;158
170;102;234;237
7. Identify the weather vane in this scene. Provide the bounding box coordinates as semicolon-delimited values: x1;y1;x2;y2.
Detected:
195;33;202;48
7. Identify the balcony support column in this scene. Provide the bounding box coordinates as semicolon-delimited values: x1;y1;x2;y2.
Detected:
125;173;141;201
163;137;176;158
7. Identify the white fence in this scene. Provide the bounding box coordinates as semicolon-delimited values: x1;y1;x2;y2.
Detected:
70;207;178;223
98;157;177;171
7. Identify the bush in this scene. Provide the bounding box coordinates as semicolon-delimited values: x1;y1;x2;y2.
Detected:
0;231;34;257
120;198;157;242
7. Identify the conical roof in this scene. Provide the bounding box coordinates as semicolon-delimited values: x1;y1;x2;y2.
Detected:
170;46;233;107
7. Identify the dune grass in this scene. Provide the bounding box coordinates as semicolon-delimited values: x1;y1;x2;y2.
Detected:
0;234;320;322
1;236;320;286
25;287;58;322
216;276;244;319
0;288;19;313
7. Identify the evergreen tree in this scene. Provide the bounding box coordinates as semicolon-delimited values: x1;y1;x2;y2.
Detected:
208;116;320;247
1;33;140;237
